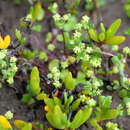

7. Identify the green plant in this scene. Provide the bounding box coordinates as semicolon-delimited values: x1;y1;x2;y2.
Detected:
15;29;26;45
22;49;48;61
0;50;18;84
20;1;44;28
1;0;130;129
22;66;41;104
43;94;92;129
88;19;125;45
124;0;130;18
90;96;119;130
85;0;106;11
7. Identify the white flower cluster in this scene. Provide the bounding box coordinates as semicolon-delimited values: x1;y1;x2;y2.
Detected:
47;67;61;88
123;46;130;55
90;57;102;67
73;43;85;54
53;13;61;21
0;50;18;84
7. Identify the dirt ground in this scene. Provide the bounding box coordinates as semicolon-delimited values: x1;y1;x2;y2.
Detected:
0;0;130;129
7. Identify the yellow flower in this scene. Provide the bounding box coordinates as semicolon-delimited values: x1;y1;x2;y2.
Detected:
48;128;53;130
0;35;11;49
0;115;12;129
44;105;51;112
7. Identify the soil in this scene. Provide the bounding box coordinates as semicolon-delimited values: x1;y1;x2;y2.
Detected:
0;0;45;124
0;0;130;129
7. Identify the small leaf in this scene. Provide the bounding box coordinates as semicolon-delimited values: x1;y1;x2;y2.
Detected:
70;107;92;129
14;120;26;129
106;19;122;39
124;28;130;35
22;123;32;130
15;29;21;40
53;97;62;108
64;16;77;31
29;66;41;96
72;99;81;111
49;59;59;72
90;118;102;130
64;72;75;90
31;2;44;23
22;93;35;105
95;108;119;121
111;56;121;66
123;97;130;104
36;92;47;101
63;32;70;45
118;89;128;98
100;23;106;32
44;98;55;111
99;96;112;109
73;0;80;8
46;105;68;129
98;32;105;42
88;29;99;42
105;36;125;45
65;96;74;109
32;24;42;32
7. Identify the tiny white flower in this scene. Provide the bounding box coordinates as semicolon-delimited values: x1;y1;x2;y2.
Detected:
82;15;90;23
73;46;81;53
86;47;93;53
76;23;82;30
84;54;90;61
62;14;71;21
4;111;13;120
53;13;61;21
10;56;17;62
73;31;81;39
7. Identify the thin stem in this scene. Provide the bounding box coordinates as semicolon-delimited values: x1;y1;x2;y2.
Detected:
93;0;103;25
61;30;66;55
101;51;114;57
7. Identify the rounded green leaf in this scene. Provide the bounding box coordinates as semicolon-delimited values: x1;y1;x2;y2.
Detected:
98;32;105;42
64;72;75;90
88;29;99;42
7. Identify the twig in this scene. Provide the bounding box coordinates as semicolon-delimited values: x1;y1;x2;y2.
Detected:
101;51;114;57
61;30;66;55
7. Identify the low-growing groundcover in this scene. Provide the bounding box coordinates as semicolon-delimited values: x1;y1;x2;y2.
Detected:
0;0;130;130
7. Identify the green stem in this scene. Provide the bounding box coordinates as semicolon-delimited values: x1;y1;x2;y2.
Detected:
61;30;66;55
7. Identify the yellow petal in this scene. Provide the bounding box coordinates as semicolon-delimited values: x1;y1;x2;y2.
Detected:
14;120;26;129
0;36;4;43
4;35;11;48
0;115;12;129
0;35;11;49
48;128;53;130
44;105;51;112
